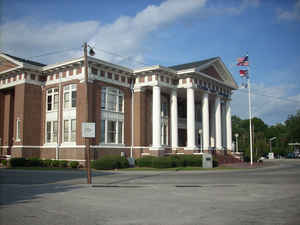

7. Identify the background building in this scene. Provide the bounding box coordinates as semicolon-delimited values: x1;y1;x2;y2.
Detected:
0;52;238;162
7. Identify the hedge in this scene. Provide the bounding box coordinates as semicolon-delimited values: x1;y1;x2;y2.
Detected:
10;158;27;167
135;155;204;168
91;156;129;170
135;156;155;167
8;158;80;168
1;159;8;166
69;161;79;168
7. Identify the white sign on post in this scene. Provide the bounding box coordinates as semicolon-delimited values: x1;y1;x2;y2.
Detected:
82;122;95;138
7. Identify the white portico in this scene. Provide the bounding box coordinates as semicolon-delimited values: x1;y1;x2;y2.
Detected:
133;57;238;155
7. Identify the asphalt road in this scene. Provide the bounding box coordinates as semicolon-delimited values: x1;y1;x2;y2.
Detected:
1;160;300;225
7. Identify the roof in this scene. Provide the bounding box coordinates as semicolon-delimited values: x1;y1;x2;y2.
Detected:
3;53;46;67
169;57;218;71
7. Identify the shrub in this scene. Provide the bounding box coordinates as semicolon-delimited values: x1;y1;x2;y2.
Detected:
10;158;27;167
152;157;172;168
168;155;185;167
1;159;7;166
43;159;53;167
119;157;129;168
213;157;218;167
51;160;60;167
91;156;129;170
135;156;155;167
26;158;43;167
69;161;79;169
175;155;202;167
59;160;68;168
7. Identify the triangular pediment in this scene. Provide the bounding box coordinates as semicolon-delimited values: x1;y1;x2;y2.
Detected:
199;65;224;82
196;58;238;89
0;53;45;75
0;55;20;73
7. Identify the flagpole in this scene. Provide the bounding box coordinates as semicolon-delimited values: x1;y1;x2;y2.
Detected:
248;65;253;165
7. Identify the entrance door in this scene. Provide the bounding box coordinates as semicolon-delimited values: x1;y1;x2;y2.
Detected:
178;129;187;147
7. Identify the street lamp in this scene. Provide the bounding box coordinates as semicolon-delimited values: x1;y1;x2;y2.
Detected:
198;128;203;153
235;133;239;153
83;42;96;184
269;137;277;153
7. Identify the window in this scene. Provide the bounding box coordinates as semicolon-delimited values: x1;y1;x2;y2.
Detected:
161;123;168;146
107;121;116;143
100;120;105;143
101;87;124;112
16;119;21;141
46;88;59;111
46;121;58;143
71;119;76;142
100;120;123;144
63;119;76;143
64;84;77;109
101;89;106;109
46;121;51;143
118;121;123;144
91;67;98;75
64;120;69;142
100;87;124;145
53;121;58;142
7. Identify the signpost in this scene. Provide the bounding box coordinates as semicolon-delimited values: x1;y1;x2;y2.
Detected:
82;122;96;138
82;122;95;184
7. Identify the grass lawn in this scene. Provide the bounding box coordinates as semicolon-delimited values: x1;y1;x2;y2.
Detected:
3;166;245;171
6;167;81;171
119;166;239;171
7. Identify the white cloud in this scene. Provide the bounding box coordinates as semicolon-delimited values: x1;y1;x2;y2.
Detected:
204;0;260;16
278;0;300;21
231;83;300;125
0;0;207;67
0;20;100;64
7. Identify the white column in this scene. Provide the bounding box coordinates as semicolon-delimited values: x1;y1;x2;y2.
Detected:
215;96;222;150
202;92;210;150
221;103;227;148
152;85;161;149
186;87;196;149
226;100;232;151
209;100;216;148
171;89;178;149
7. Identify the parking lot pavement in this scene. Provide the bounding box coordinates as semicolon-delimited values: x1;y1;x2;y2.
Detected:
1;160;300;225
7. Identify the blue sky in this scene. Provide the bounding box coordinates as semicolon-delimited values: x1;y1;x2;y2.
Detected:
1;0;300;125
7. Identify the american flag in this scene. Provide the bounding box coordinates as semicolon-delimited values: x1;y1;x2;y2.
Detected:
237;55;249;66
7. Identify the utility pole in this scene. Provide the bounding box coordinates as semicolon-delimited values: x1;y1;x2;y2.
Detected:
84;42;91;184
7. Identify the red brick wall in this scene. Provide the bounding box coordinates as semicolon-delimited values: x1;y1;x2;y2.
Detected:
0;93;4;146
76;83;86;145
134;91;148;146
23;84;42;146
13;84;25;146
2;90;14;149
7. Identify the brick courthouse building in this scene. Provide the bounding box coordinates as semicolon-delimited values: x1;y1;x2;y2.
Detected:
0;52;238;162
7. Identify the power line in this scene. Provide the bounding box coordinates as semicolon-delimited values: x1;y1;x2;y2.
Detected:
236;88;300;105
28;47;81;59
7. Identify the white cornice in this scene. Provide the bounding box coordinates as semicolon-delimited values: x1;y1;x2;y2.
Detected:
134;65;177;74
43;57;84;71
88;56;133;73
